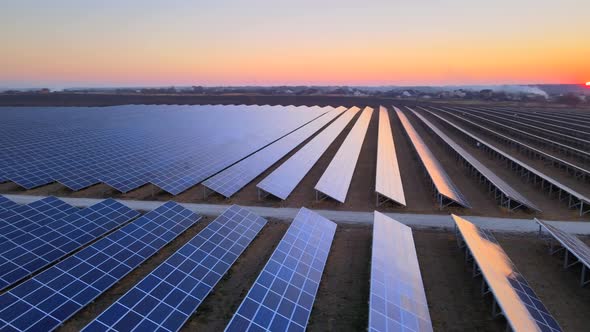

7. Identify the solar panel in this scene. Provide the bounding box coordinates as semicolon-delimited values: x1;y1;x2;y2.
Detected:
0;195;18;212
394;107;471;208
0;105;327;196
0;199;139;291
0;201;201;332
202;107;347;198
425;107;590;216
454;215;562;332
0;196;79;245
225;207;336;332
536;218;590;286
410;108;540;212
84;205;267;332
149;105;328;195
375;106;406;206
315;107;373;203
257;107;361;200
369;212;432;332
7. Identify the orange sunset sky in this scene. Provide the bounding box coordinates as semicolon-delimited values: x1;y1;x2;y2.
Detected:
1;0;589;88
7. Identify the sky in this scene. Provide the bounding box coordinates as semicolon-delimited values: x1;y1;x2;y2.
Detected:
1;0;589;89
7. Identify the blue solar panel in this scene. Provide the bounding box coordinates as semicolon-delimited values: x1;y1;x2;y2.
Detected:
0;105;327;195
0;197;78;245
84;205;267;332
0;199;139;291
225;207;336;332
0;201;201;332
0;195;18;212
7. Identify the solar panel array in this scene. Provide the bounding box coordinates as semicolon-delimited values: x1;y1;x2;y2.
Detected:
0;199;139;291
375;106;406;206
257;107;360;200
315;107;373;203
394;107;471;208
0;105;328;195
369;212;433;332
424;107;590;215
0;195;18;212
410;108;540;212
0;196;78;245
454;215;562;332
203;107;347;198
536;219;590;270
84;205;267;332
225;207;336;332
0;201;200;332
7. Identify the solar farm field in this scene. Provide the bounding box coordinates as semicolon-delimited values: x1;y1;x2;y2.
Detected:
0;104;589;220
2;103;590;331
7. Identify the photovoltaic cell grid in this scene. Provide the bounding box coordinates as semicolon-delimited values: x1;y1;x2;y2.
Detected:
257;107;360;200
0;105;327;195
202;107;346;198
315;107;373;203
0;201;201;332
84;205;268;332
454;215;562;332
394;107;471;208
0;197;79;245
225;207;337;332
0;199;139;292
0;195;18;212
369;212;433;332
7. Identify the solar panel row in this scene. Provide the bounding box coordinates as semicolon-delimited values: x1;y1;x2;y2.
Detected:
225;207;336;332
426;108;590;216
394;107;471;208
375;106;406;206
202;107;347;198
369;212;433;332
0;201;201;332
257;107;360;200
410;107;540;212
0;197;79;244
315;106;373;203
536;219;590;286
0;199;139;292
84;205;267;332
0;105;329;195
0;195;18;212
454;215;561;332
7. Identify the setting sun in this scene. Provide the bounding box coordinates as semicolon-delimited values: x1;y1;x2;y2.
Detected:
586;82;590;86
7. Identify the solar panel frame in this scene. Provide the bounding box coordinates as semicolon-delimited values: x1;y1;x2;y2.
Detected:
369;212;433;332
0;201;201;332
314;107;373;203
83;205;268;332
375;106;406;206
409;107;540;212
536;218;590;286
454;215;562;332
424;107;590;215
225;207;337;332
394;107;471;208
257;107;361;200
